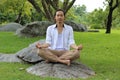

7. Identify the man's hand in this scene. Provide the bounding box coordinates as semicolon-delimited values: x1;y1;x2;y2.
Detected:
36;43;50;49
36;43;42;49
70;44;83;50
77;44;83;50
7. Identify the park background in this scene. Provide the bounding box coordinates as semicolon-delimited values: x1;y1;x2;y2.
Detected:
0;0;120;80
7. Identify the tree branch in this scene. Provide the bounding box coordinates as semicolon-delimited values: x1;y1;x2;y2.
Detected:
42;0;53;21
49;0;59;10
112;0;119;10
27;0;46;17
64;0;76;15
63;0;69;10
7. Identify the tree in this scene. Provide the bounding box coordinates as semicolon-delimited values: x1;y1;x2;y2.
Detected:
27;0;76;22
106;0;119;33
87;9;107;29
66;5;87;24
0;0;33;25
112;8;120;29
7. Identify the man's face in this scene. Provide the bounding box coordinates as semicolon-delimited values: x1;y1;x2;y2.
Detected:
54;11;65;23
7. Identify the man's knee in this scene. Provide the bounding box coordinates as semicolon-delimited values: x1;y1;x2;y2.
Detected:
37;48;46;56
70;50;80;60
74;50;80;57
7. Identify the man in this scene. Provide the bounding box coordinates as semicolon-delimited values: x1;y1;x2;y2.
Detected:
36;9;83;66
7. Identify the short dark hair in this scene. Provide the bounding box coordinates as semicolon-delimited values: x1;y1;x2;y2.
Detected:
54;9;65;17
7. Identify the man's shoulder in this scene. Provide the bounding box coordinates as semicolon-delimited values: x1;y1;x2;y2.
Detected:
47;24;73;29
47;24;56;30
64;24;73;29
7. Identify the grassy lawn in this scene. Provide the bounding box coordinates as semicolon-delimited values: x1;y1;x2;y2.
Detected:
0;30;120;80
0;32;44;53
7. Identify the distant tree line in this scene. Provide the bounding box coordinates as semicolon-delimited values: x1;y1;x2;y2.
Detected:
0;0;120;33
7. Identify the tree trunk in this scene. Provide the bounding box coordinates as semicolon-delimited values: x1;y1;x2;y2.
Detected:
27;0;46;18
14;1;26;24
63;0;76;15
105;0;119;34
106;9;113;33
42;0;54;21
14;12;22;23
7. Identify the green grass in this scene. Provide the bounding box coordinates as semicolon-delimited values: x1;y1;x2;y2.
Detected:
0;30;120;80
75;29;120;80
0;32;44;53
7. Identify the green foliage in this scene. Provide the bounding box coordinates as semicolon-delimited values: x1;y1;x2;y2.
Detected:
0;0;120;29
87;9;107;29
74;5;86;16
0;0;44;25
0;30;120;80
66;5;87;24
111;7;120;29
90;24;102;29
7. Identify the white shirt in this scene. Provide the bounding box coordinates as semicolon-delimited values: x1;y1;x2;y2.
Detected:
55;33;64;50
46;24;75;50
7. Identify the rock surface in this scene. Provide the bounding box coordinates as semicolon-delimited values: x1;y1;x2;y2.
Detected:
65;21;87;32
26;61;95;79
0;53;22;62
0;22;22;32
16;21;52;37
16;40;45;63
0;52;95;79
16;21;87;37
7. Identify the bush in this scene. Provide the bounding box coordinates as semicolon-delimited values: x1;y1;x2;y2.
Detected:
90;24;102;29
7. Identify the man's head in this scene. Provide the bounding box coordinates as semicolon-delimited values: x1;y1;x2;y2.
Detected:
54;9;65;24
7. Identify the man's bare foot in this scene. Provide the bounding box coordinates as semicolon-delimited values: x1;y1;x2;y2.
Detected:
45;60;50;63
45;59;70;66
77;44;83;50
62;60;70;66
66;60;70;66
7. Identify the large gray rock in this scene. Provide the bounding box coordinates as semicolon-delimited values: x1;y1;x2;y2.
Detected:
0;53;22;62
16;21;52;37
65;21;87;32
16;21;87;37
16;40;45;63
0;22;22;32
27;61;95;79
